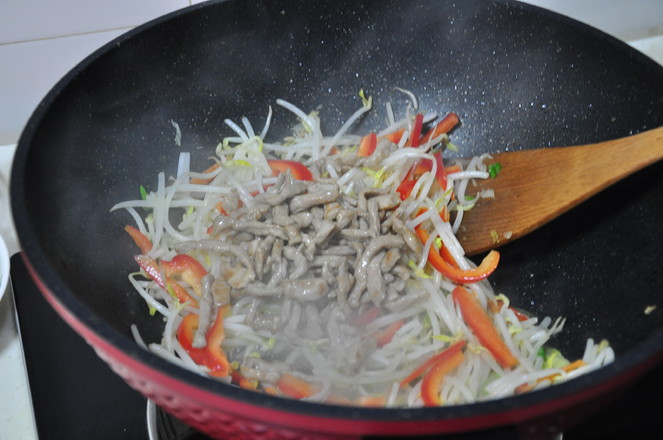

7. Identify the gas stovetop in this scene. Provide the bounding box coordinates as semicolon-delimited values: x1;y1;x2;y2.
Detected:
11;254;210;440
10;253;663;440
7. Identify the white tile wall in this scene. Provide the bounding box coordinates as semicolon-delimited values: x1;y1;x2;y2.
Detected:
0;0;190;43
523;0;663;41
0;0;207;146
0;30;126;146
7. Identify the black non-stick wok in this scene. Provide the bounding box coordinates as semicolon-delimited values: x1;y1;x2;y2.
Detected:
10;0;663;438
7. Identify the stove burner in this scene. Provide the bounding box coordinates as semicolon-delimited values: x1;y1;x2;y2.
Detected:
11;253;205;440
147;400;213;440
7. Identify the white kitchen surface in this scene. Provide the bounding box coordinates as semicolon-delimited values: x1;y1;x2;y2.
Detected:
0;1;662;439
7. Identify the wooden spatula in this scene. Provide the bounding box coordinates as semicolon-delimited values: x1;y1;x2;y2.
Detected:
456;125;663;256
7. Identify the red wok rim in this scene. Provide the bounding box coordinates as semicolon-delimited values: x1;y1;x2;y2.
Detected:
18;251;663;436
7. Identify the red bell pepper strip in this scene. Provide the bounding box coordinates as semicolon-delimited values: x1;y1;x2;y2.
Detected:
177;305;231;377
414;227;500;283
412;160;461;182
411;160;433;177
489;299;530;323
357;132;378;157
400;340;466;388
397;152;463;200
515;359;586;394
439;205;450;223
418;112;460;146
452;286;519;369
350;306;381;327
134;255;198;306
382;128;406;145
178;314;205;363
410;152;453;190
396;178;418;200
325;394;354;405
433;152;449;190
395;110;461;198
213;188;261;219
205;305;231;377
380;115;424;149
385;112;458;150
262;385;280;396
446;164;462;175
421;350;465;406
215;201;229;216
510;308;530;323
413;207;458;268
439;243;459;269
267;160;313;181
356;395;387;407
277;374;319;399
231;371;258;390
405;155;437;183
125;225;152;254
190;162;221;185
161;254;207;296
374;320;404;347
408;152;449;190
409;113;424;148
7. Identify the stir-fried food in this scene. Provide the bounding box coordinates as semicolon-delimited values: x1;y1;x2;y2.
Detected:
113;90;613;407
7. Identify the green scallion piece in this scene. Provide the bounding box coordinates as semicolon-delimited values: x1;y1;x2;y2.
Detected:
488;162;502;179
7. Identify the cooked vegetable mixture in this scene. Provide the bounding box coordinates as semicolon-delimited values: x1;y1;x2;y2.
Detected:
113;90;613;407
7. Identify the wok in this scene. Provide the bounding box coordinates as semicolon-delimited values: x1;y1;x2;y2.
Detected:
11;0;663;438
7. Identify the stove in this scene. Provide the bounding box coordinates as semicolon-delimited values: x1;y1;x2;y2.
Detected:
11;253;211;440
9;252;663;439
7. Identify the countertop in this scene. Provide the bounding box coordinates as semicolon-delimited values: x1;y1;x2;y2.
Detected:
1;1;662;439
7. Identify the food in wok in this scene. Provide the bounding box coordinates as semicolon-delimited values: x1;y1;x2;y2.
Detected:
113;90;613;407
